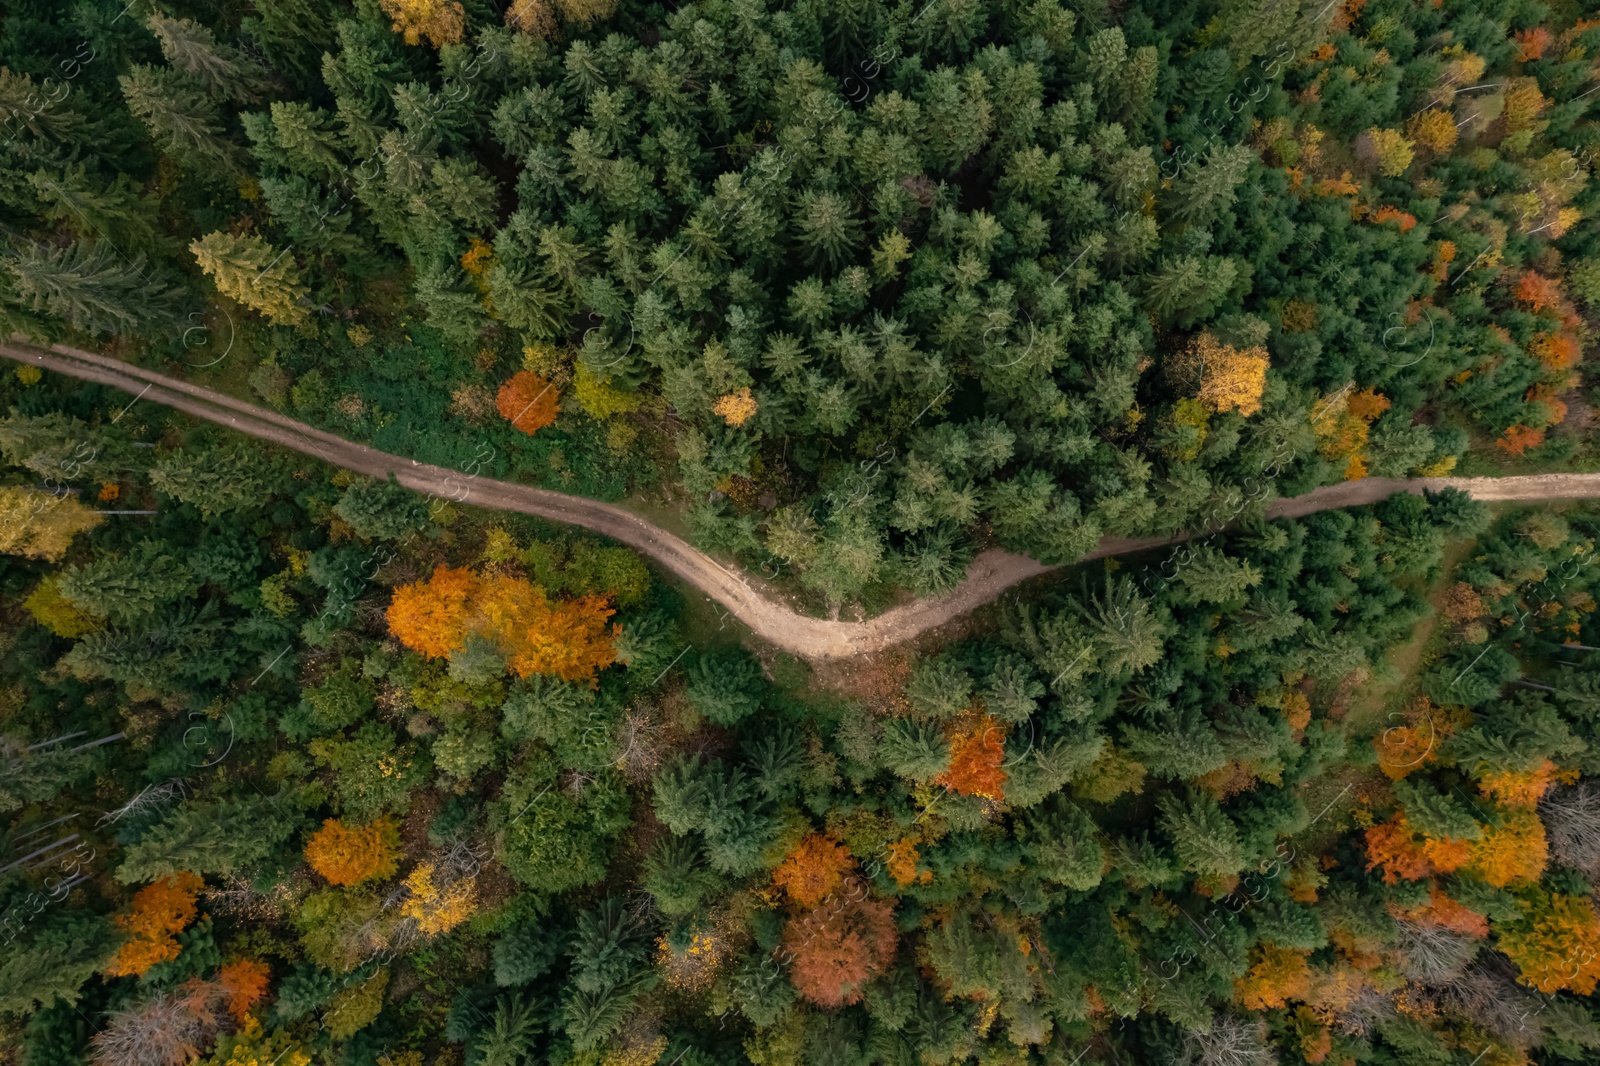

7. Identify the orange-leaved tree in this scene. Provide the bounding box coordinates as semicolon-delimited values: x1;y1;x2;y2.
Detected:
1515;270;1565;313
1364;814;1470;884
936;715;1008;800
772;834;854;908
304;817;401;887
497;370;561;435
478;573;618;681
1373;696;1455;780
386;566;618;684
1478;759;1560;808
385;565;476;658
783;878;897;1007
217;958;272;1022
884;837;932;886
108;871;204;977
1497;889;1600;994
1497;425;1546;457
1312;387;1390;479
1235;943;1312;1010
1529;331;1581;369
1389;886;1488;938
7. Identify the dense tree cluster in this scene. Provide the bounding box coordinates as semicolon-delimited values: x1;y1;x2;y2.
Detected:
15;341;1600;1065
7;0;1600;1064
2;0;1598;612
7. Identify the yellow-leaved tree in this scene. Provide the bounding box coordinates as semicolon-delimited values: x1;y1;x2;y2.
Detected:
0;486;103;561
380;0;466;47
1182;333;1270;417
190;232;309;327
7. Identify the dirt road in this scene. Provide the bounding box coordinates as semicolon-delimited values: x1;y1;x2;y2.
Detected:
7;338;1596;660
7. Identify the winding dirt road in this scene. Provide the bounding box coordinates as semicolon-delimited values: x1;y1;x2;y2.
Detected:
6;338;1598;660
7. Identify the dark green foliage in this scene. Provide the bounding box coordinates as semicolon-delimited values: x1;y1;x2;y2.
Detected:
335;474;430;540
685;649;764;726
475;993;543;1066
281;656;376;740
878;718;950;782
1;3;1598;1063
56;540;198;623
148;448;271;519
643;836;718;916
0;912;116;1017
493;927;559;987
115;791;305;883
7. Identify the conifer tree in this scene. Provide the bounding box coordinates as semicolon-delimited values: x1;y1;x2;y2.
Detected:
191;232;310;327
27;167;163;251
149;447;270;518
119;65;240;173
0;487;103;562
3;241;186;334
146;14;268;101
1157;790;1245;877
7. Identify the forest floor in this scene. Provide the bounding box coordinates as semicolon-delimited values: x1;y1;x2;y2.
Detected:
10;336;1600;661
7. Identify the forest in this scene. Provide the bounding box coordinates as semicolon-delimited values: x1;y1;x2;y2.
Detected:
7;0;1600;1064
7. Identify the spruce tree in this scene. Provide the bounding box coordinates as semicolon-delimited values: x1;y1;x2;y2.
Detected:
1157;790;1245;878
148;447;270;519
190;231;310;326
3;241;186;334
119;65;240;172
146;14;268;101
0;487;103;562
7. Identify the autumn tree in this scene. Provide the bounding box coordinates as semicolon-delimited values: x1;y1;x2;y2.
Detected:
1235;943;1312;1010
713;388;758;427
380;0;466;47
108;871;204;978
935;715;1008;800
387;566;618;684
772;834;854;908
1466;807;1547;887
1363;813;1469;883
1514;271;1565;312
1497;425;1546;457
479;574;618;681
24;574;102;637
497;371;560;434
1497;890;1600;994
1408;109;1459;154
199;1016;309;1066
783;879;897;1008
217;959;271;1022
1313;387;1391;479
1391;886;1488;938
1374;697;1454;779
304;817;401;887
402;862;478;936
386;565;476;658
1478;760;1558;808
1357;127;1415;176
0;487;103;561
190;232;309;327
1175;333;1270;417
506;0;558;38
553;0;619;26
